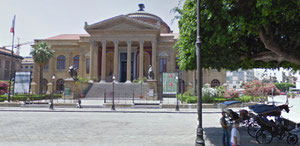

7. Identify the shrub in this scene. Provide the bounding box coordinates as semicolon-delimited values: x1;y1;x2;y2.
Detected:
244;80;280;97
224;89;240;99
238;95;252;102
274;83;296;92
0;81;9;95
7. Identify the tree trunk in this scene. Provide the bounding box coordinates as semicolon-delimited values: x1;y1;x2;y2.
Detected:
39;65;43;95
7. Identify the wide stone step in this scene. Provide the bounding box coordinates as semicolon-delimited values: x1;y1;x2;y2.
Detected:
86;82;150;98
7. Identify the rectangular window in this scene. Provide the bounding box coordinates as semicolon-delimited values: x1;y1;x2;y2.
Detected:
5;61;10;69
86;58;90;74
44;64;49;70
159;58;167;73
25;66;28;69
12;62;15;71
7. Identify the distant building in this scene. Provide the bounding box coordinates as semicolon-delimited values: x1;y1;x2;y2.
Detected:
0;47;23;80
226;69;255;89
21;57;34;72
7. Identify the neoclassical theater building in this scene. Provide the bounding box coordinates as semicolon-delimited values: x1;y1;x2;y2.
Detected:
32;4;226;98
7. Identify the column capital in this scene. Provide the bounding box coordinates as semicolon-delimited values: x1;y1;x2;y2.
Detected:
126;40;132;45
101;40;106;45
139;40;144;45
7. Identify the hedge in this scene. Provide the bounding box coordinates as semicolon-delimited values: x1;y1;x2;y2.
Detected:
0;94;62;102
274;83;296;92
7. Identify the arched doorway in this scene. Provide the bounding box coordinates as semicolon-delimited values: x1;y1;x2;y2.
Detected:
211;79;220;88
42;79;48;94
56;79;64;94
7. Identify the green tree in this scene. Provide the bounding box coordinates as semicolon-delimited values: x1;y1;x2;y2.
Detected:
30;42;55;94
174;0;300;71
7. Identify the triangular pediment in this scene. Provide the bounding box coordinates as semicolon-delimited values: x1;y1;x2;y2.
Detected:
85;15;159;32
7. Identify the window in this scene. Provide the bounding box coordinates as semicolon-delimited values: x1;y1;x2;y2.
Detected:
0;59;2;68
56;79;64;94
5;61;10;69
42;79;48;94
12;62;15;71
21;66;23;69
30;66;33;69
44;64;49;70
56;55;65;70
86;58;90;74
73;55;80;69
25;66;28;69
159;58;167;73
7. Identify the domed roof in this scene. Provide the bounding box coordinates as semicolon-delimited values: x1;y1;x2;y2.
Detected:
126;4;171;33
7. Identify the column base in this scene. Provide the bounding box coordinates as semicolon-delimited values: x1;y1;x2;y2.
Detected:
125;80;132;83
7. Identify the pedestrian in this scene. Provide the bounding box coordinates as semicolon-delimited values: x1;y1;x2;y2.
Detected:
220;111;230;146
230;121;241;146
77;99;82;108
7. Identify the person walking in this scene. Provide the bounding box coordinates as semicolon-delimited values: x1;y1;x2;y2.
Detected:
220;111;230;146
230;121;241;146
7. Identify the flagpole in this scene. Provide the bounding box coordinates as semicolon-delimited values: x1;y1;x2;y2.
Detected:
8;15;16;102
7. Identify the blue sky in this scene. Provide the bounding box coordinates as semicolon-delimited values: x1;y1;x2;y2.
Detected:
0;0;181;56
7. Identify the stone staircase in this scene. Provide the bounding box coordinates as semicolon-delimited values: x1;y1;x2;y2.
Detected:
85;82;150;99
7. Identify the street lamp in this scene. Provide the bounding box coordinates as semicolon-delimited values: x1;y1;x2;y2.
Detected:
175;74;179;111
49;75;55;110
195;0;205;145
112;74;116;110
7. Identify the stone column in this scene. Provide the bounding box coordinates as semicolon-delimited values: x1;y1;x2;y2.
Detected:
139;40;144;79
151;40;157;80
126;40;132;83
113;40;119;81
79;49;84;77
95;43;99;80
89;40;95;82
100;40;107;82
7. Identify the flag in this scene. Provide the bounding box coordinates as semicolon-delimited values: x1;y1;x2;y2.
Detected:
10;15;16;34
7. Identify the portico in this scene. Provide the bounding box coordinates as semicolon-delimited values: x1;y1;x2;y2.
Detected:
89;39;157;83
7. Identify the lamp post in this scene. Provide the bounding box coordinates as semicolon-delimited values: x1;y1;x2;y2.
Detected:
175;74;179;111
195;0;205;145
49;75;55;110
112;74;116;110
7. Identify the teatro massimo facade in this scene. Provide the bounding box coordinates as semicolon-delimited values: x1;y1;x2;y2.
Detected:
32;5;226;98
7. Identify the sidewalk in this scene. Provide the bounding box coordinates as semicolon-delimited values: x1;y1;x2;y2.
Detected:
0;106;228;114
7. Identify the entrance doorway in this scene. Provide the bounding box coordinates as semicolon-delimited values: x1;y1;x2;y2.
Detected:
119;52;134;82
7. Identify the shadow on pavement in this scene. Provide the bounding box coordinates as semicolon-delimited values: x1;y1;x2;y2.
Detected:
204;127;297;146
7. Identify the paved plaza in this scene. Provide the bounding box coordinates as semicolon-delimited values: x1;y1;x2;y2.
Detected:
0;95;299;146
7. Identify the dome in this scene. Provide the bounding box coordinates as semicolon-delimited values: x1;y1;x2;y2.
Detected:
126;4;171;33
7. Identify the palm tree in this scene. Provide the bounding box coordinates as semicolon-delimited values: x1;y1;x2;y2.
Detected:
30;42;55;94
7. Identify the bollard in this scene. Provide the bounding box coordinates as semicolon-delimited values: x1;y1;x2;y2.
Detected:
104;91;106;103
132;92;135;104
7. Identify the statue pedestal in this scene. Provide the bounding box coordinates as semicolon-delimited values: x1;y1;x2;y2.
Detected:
30;82;37;94
64;78;75;99
146;80;158;100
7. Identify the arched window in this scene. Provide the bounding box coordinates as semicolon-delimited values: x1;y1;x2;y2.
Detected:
56;79;64;94
42;79;48;94
57;55;66;70
73;55;80;69
211;79;220;88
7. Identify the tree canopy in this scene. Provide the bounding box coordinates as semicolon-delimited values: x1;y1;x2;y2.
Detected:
175;0;300;71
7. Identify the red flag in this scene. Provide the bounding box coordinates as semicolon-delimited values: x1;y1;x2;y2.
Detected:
10;15;15;34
